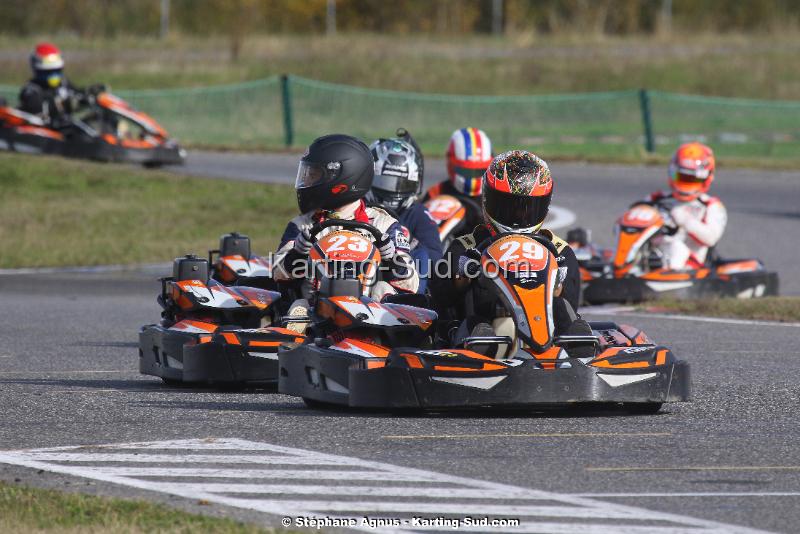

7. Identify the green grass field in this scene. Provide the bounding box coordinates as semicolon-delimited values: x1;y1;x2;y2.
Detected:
2;33;799;99
0;480;278;533
0;153;296;268
1;33;799;163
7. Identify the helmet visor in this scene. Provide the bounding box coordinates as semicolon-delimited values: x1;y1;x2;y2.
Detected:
484;187;551;230
372;172;418;194
295;160;341;189
675;170;708;185
453;165;487;180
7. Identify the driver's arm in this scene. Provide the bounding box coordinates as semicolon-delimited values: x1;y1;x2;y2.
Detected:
555;245;582;312
272;217;310;281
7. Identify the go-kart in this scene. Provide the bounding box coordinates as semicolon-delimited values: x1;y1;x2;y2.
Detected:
208;232;274;290
0;87;185;166
138;254;303;387
574;202;779;304
424;194;477;249
278;223;690;412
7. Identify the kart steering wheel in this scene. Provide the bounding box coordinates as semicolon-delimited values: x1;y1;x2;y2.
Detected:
307;218;384;244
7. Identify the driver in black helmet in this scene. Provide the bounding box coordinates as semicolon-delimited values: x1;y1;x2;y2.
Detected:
273;134;419;302
430;150;592;354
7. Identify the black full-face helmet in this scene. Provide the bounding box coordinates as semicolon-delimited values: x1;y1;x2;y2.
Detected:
295;134;374;214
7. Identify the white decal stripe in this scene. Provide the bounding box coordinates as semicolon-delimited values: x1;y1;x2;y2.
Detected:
597;372;657;388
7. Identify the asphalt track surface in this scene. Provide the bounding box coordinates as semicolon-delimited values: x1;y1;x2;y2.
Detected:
1;153;798;533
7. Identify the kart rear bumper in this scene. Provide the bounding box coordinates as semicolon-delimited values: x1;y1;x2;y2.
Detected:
278;344;690;409
584;270;779;304
138;325;279;386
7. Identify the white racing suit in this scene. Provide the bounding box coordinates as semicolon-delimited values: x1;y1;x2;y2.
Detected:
649;191;728;270
273;200;420;300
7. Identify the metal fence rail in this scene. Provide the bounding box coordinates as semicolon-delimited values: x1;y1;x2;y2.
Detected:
2;76;799;159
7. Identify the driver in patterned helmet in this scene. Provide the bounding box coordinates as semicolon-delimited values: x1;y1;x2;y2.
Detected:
272;134;419;304
430;150;592;354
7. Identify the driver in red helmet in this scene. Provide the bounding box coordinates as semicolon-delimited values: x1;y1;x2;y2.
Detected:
431;150;592;355
646;142;727;270
18;43;81;126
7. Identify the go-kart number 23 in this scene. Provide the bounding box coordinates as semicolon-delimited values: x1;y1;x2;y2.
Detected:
324;234;370;253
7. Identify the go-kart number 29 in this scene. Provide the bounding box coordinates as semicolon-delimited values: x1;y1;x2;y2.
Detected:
489;237;549;271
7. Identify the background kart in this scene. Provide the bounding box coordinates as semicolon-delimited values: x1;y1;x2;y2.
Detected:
572;203;779;304
0;89;185;166
139;254;303;388
279;231;690;412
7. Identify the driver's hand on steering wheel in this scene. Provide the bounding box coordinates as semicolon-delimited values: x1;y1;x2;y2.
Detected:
377;233;396;260
293;228;313;255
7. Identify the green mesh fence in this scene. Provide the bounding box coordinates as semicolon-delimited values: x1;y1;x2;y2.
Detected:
2;76;800;160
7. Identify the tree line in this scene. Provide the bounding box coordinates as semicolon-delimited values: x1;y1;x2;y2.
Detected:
2;0;798;37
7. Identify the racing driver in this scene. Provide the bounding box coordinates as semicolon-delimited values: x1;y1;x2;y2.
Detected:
18;43;81;127
272;133;420;307
430;150;592;356
645;142;727;270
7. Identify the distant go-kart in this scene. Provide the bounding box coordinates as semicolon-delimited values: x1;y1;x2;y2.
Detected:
574;202;779;304
0;86;185;166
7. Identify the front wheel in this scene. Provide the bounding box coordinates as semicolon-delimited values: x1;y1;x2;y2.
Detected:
622;402;663;415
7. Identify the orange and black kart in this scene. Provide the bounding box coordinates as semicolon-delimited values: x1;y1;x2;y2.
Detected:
138;255;303;387
278;228;690;412
0;89;185;166
576;203;779;305
424;194;478;249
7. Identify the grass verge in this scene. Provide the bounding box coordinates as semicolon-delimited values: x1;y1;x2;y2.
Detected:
0;153;297;268
641;297;800;323
0;480;275;533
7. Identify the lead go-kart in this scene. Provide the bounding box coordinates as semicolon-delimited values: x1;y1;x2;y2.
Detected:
572;200;779;304
0;86;185;166
139;221;690;413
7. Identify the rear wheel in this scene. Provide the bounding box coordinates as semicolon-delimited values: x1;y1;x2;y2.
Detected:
623;402;663;415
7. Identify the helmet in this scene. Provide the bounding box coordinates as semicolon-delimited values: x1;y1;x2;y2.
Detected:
447;127;493;197
30;43;65;89
482;150;553;234
295;134;374;214
366;138;421;212
668;142;716;201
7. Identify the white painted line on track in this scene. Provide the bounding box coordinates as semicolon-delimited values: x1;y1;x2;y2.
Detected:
587;465;800;472
582;306;800;328
545;205;576;231
575;493;800;498
382;432;670;440
0;438;768;534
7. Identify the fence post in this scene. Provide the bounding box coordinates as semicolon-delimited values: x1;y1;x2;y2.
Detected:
639;88;655;153
281;75;294;148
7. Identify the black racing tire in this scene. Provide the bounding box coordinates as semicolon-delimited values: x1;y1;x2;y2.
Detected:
622;402;663;415
143;161;164;169
302;397;338;410
161;377;184;387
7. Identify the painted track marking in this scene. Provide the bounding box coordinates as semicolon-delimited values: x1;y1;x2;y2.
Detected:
0;438;768;534
587;465;800;472
576;493;800;498
582;306;800;328
382;432;671;440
